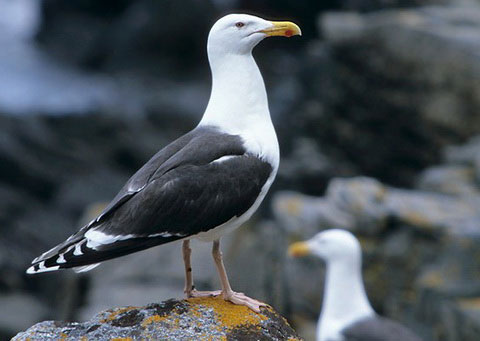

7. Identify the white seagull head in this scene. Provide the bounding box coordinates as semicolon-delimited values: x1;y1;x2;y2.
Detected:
289;229;363;264
207;14;301;56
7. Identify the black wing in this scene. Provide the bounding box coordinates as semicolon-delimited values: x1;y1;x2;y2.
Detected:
28;126;273;273
342;315;422;341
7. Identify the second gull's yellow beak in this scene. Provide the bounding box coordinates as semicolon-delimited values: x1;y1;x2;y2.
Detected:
288;241;311;257
261;21;302;38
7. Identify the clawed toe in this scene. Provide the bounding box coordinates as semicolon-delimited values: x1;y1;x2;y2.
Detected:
222;290;267;313
186;289;222;298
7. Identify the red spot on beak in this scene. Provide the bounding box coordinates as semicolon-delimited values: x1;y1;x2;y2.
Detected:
285;29;293;37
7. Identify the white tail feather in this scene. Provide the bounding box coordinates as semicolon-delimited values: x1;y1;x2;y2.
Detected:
26;261;60;274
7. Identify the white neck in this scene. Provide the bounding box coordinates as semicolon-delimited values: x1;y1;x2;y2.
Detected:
199;50;279;167
200;51;270;131
317;259;375;341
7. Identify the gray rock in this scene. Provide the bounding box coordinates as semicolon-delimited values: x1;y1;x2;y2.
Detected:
444;135;480;183
273;190;354;237
0;293;48;337
320;12;368;42
0;0;41;41
416;229;480;340
278;138;334;195
417;165;478;196
448;298;480;341
0;31;118;116
275;175;480;237
274;171;480;340
13;297;301;341
307;6;480;186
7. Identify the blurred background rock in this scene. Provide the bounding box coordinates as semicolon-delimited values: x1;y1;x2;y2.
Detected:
1;0;480;340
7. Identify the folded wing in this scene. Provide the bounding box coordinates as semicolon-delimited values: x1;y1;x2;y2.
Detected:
27;126;272;273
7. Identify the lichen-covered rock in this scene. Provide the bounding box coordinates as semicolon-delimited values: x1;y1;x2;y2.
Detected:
417;164;478;196
275;175;480;236
13;297;301;341
418;135;480;196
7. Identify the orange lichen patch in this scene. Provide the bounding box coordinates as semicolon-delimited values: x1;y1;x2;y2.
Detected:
283;198;302;216
186;296;269;330
403;211;434;229
141;314;167;327
418;270;444;288
111;338;133;341
59;332;68;341
101;306;138;323
458;297;480;310
375;186;387;201
458;237;474;249
209;336;226;341
405;288;417;302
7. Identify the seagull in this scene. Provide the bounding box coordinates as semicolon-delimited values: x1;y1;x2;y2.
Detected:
289;229;422;340
27;14;301;312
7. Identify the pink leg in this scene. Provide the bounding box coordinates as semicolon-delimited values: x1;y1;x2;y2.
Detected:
212;239;266;313
182;240;221;298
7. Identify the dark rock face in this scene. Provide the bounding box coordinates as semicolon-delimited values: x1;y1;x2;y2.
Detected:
38;0;217;71
0;112;192;262
12;297;301;341
287;6;480;188
0;112;193;337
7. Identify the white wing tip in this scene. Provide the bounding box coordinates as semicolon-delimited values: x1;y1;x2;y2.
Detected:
26;263;60;275
26;266;36;274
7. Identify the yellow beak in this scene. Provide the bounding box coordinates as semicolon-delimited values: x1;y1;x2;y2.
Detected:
288;241;311;257
261;21;302;38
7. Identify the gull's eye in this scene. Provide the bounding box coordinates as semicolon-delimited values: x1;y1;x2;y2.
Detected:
235;22;245;28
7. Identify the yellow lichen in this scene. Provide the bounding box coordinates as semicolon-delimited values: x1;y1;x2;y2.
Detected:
458;297;480;310
141;314;167;327
107;297;292;340
403;211;434;228
111;338;133;341
418;270;444;288
283;198;302;216
59;332;68;341
186;296;269;330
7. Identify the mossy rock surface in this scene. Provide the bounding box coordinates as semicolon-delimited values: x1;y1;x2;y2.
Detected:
13;297;301;340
